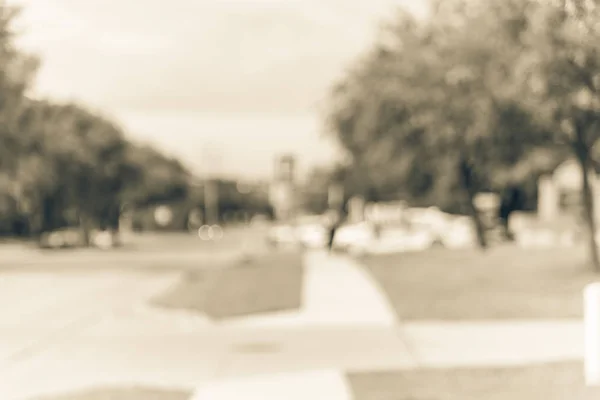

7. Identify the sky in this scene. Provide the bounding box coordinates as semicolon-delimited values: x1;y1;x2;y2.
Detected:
9;0;429;180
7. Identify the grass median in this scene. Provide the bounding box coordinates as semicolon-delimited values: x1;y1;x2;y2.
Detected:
349;361;599;400
152;249;304;320
363;244;597;320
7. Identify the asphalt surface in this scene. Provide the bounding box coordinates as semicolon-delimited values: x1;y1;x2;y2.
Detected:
0;239;587;400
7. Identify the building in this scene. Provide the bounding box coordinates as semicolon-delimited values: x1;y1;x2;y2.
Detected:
269;154;297;221
510;158;600;248
538;159;600;221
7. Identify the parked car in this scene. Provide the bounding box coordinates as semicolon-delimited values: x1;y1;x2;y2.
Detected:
366;225;438;255
39;227;121;250
333;221;376;253
438;216;478;249
295;223;328;248
334;219;446;255
266;217;328;249
266;224;296;247
39;227;85;249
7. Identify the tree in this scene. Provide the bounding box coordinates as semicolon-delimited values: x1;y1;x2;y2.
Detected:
1;97;193;242
301;166;343;215
0;2;196;243
507;0;600;270
120;144;190;207
0;2;40;235
325;3;542;248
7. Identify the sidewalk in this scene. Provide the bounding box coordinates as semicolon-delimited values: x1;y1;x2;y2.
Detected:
0;250;588;400
401;319;583;368
220;250;398;328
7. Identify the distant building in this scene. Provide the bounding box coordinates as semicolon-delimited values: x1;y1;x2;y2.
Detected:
274;154;296;183
538;158;600;221
270;154;297;221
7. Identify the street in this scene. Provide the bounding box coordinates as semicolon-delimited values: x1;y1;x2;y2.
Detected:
0;248;586;400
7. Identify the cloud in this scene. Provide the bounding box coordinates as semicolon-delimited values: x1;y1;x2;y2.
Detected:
8;0;429;177
118;111;340;179
12;0;429;114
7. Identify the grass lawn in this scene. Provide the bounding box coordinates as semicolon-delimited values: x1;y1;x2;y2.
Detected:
363;244;599;320
349;361;600;400
152;249;304;320
29;387;190;400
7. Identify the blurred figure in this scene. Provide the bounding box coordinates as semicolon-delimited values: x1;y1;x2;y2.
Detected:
325;208;342;252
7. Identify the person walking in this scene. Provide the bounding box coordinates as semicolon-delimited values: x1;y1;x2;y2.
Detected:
326;208;342;252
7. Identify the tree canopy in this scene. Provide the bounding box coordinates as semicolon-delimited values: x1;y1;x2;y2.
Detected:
0;3;193;240
325;0;600;269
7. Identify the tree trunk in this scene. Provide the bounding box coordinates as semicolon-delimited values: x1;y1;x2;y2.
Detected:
459;158;488;250
575;151;600;272
499;187;521;241
109;204;121;248
40;195;56;233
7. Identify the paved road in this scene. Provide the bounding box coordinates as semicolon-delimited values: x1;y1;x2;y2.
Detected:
2;326;415;400
0;248;587;400
0;249;409;400
3;309;584;400
0;268;181;399
0;227;264;270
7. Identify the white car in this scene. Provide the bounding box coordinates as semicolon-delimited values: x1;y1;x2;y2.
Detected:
438;216;478;249
267;220;328;249
369;226;438;254
296;223;328;248
333;222;376;252
267;224;297;247
334;221;443;255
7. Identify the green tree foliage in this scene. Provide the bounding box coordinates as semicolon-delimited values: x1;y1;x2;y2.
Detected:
505;0;600;270
327;0;600;264
325;0;600;265
187;179;273;223
0;3;193;242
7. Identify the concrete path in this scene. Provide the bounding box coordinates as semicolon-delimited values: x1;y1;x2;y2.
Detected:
401;320;583;369
185;319;584;400
191;369;352;400
220;250;398;328
0;249;589;400
0;269;182;400
1;326;416;400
